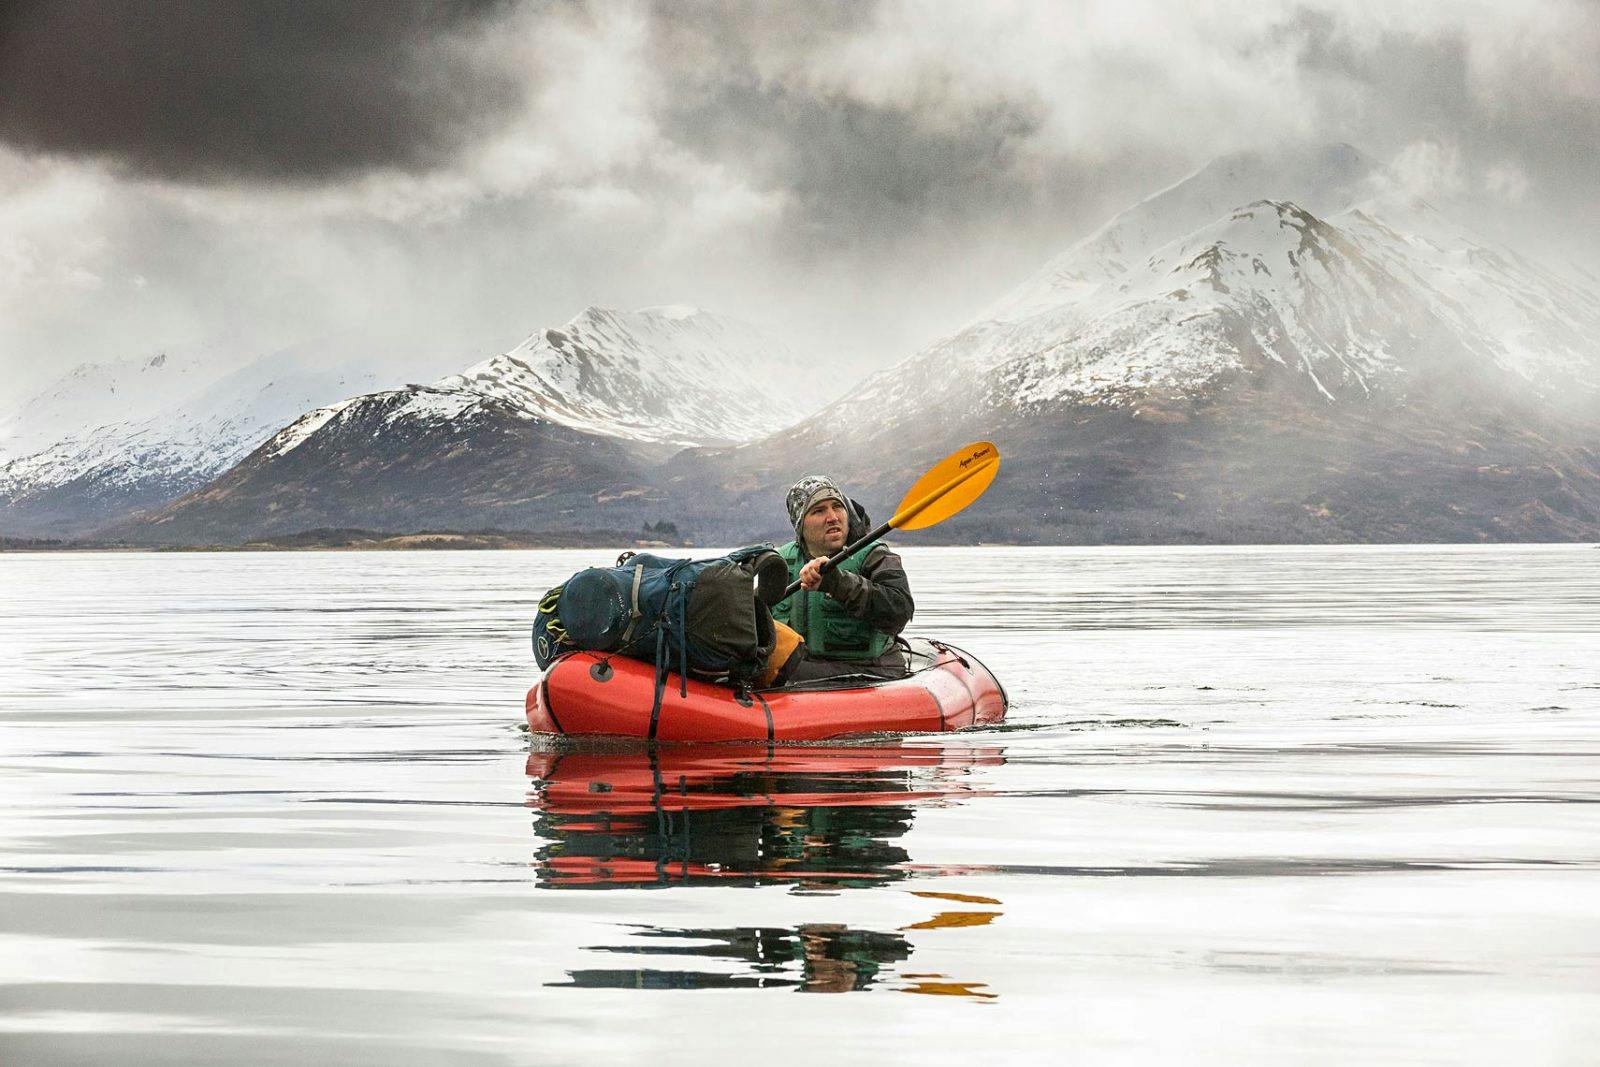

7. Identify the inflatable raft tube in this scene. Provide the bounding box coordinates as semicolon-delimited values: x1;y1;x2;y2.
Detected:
526;638;1007;742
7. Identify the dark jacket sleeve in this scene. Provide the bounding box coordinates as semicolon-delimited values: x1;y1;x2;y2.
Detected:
819;544;914;635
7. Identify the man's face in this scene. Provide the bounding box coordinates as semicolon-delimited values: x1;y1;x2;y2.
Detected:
802;497;849;555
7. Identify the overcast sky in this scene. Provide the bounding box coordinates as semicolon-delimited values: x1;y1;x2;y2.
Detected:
2;0;1597;395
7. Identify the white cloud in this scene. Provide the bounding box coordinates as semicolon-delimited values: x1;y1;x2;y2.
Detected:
1322;0;1600;102
1484;161;1531;203
1389;140;1467;200
778;0;1320;159
0;152;112;300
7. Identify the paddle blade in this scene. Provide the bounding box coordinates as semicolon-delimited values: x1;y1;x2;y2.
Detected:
890;441;1001;531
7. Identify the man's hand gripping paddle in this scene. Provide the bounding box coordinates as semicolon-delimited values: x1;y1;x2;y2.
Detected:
778;441;1001;603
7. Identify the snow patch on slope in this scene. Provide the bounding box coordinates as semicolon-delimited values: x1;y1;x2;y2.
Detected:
264;398;360;458
382;387;487;427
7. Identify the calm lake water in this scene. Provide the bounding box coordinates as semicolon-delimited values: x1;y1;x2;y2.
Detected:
2;545;1598;1065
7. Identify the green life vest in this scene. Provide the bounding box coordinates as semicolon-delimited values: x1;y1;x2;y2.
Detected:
772;540;893;661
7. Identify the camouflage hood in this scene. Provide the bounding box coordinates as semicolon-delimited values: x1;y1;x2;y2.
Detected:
785;475;846;533
784;475;872;551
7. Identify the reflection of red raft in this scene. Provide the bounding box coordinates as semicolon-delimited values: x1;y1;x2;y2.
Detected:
525;639;1007;742
526;743;1001;814
525;743;1002;887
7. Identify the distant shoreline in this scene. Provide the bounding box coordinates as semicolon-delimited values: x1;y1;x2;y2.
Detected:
5;532;1598;553
0;528;691;553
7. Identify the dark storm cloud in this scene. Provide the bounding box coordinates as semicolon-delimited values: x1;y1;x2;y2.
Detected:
649;0;1031;242
0;0;527;182
665;80;1046;243
645;2;1177;261
645;0;881;67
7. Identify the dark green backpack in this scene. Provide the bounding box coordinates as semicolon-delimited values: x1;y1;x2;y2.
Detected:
532;545;789;689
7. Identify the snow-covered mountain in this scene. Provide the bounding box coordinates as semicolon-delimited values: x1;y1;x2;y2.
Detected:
825;187;1600;438
89;142;1600;546
258;305;811;465
0;350;212;458
671;146;1600;545
438;305;814;445
0;340;460;538
982;141;1382;323
117;306;821;543
0;347;400;537
983;195;1600;411
837;146;1600;436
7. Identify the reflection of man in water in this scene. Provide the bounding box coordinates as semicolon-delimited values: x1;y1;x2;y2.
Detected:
797;923;898;993
555;923;912;993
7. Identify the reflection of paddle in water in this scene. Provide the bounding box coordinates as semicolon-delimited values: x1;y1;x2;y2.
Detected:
899;975;999;1000
527;743;1004;997
555;909;1000;998
901;889;1003;930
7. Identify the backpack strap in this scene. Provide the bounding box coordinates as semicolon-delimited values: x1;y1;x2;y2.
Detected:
618;564;645;645
647;626;668;740
646;561;694;738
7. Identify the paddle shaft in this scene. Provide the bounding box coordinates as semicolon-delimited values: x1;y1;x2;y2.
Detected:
778;519;892;603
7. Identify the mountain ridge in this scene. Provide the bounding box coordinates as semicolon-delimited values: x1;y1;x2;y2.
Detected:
0;346;402;538
657;160;1600;545
108;305;826;543
32;140;1600;547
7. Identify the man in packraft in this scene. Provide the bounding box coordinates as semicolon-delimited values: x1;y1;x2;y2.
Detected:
773;475;914;682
